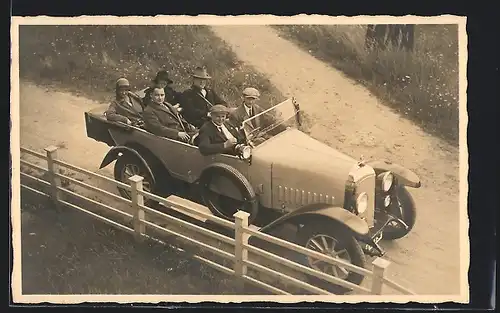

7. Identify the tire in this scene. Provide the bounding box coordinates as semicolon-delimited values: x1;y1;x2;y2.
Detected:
296;222;366;294
382;186;417;240
113;154;158;207
199;163;259;225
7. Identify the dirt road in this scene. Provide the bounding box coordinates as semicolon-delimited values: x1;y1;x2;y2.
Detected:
211;26;463;296
18;26;463;297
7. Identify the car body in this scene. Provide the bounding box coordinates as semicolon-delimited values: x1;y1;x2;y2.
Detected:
85;94;421;292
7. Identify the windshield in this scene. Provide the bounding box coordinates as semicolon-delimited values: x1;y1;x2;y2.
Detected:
240;98;302;147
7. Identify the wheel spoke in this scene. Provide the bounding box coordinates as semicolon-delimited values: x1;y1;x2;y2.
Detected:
309;239;325;252
330;265;339;277
338;266;349;277
333;248;348;258
320;236;330;252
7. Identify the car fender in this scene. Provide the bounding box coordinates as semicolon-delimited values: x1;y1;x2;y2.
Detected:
259;203;369;236
199;163;253;202
366;159;421;188
99;146;156;185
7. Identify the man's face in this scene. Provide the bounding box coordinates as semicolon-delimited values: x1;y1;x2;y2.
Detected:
211;112;227;126
152;87;165;104
193;77;207;89
117;87;129;98
243;97;257;107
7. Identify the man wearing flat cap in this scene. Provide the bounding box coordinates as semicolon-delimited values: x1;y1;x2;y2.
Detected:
198;104;245;156
105;77;145;126
229;87;266;132
180;67;227;129
143;70;182;107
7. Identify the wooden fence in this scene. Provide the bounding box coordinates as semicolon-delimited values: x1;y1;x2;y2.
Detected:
18;145;416;296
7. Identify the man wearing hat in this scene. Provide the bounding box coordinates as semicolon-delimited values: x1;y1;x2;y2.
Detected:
105;77;145;126
180;66;226;129
143;85;198;143
142;70;182;107
198;104;245;156
229;87;266;132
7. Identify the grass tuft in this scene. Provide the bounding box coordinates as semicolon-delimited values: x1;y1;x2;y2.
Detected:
273;24;459;145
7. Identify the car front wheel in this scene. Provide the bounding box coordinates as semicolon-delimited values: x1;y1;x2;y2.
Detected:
382;186;417;240
296;223;366;294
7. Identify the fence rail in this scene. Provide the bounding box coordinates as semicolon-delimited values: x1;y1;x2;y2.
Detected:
18;145;416;296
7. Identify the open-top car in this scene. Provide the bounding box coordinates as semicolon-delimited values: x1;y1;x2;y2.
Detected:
85;94;421;293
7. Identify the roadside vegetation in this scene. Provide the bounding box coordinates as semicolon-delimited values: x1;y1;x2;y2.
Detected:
18;25;285;108
20;187;261;295
273;24;459;145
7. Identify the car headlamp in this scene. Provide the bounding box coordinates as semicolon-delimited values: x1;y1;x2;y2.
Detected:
382;171;394;192
235;144;252;159
356;192;368;214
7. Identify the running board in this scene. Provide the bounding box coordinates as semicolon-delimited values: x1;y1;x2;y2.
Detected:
158;195;262;232
159;195;212;223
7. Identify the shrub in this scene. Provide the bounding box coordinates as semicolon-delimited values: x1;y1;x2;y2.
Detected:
273;24;459;145
18;25;284;109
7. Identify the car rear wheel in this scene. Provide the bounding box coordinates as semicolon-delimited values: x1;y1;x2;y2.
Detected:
296;223;366;294
114;154;157;206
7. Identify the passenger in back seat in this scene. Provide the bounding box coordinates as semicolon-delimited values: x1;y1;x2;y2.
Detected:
143;85;198;143
104;78;145;127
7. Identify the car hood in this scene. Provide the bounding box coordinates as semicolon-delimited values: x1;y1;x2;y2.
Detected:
253;128;358;168
252;128;359;205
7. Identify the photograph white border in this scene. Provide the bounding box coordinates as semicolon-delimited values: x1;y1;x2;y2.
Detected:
10;14;469;304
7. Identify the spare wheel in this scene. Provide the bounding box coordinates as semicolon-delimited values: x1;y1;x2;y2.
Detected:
199;163;259;225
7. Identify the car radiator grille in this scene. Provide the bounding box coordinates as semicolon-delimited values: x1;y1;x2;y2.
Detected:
355;175;376;228
277;186;336;209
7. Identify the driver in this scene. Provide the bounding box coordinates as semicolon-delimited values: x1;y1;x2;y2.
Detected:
143;85;197;143
198;104;245;156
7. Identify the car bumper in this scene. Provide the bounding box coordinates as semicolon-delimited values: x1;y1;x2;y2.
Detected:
358;212;409;257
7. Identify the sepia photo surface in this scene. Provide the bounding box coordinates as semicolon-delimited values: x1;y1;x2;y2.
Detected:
10;15;468;304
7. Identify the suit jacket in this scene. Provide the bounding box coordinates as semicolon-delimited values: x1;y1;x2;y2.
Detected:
143;101;197;140
198;121;245;156
229;103;266;131
142;85;182;106
105;92;145;124
180;85;226;128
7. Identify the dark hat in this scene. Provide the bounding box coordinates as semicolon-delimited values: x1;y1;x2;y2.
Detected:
191;67;212;79
153;70;173;84
210;104;230;115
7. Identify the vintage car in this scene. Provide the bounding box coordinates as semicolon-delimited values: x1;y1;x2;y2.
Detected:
84;94;420;292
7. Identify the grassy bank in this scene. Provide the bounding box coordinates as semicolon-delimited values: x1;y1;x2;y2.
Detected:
19;188;262;295
273;25;459;145
18;25;284;108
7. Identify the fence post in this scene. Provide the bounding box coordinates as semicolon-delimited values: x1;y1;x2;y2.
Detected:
370;257;391;295
44;145;62;209
129;175;145;242
234;211;250;284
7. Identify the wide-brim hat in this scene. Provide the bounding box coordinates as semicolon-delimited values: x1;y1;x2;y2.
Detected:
210;104;230;115
191;67;212;79
153;70;173;84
